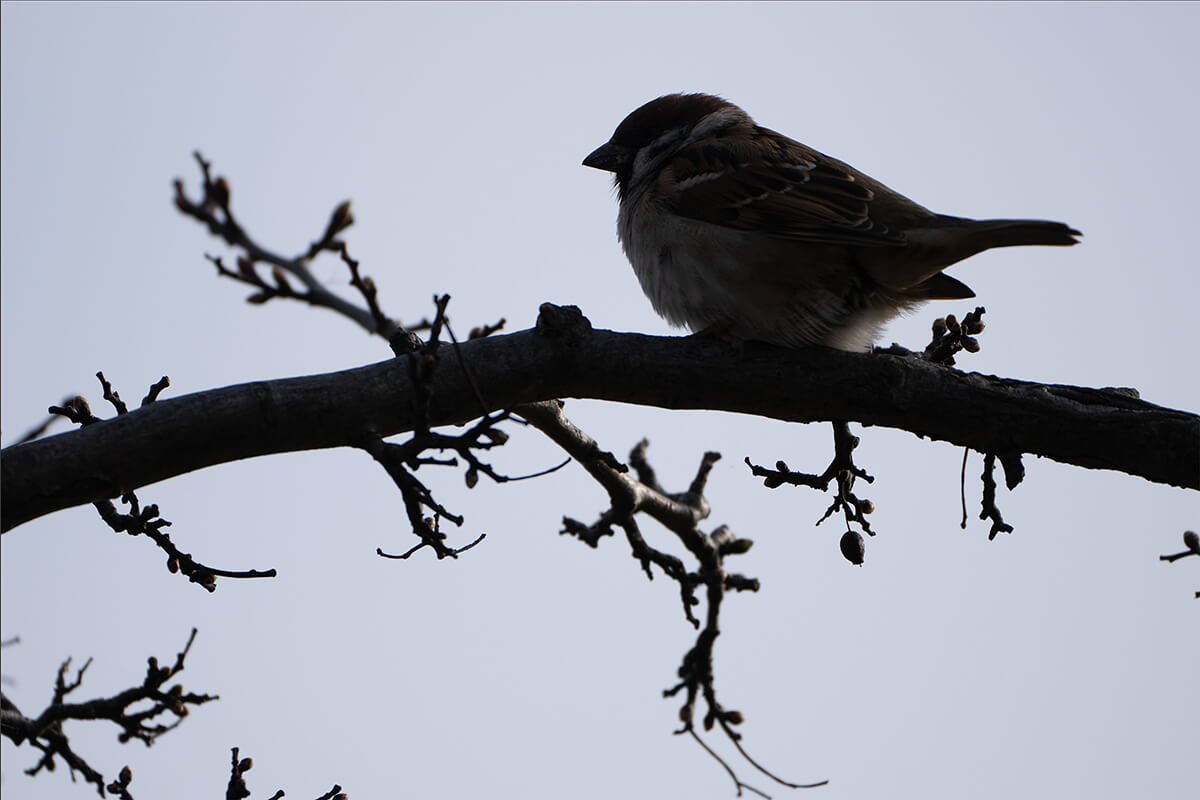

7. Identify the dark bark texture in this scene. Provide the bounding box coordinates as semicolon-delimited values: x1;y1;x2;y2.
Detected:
4;306;1197;532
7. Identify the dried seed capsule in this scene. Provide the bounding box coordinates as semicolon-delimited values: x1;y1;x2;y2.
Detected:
839;531;865;565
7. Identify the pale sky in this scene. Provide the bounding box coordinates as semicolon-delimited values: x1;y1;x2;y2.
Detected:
2;3;1197;799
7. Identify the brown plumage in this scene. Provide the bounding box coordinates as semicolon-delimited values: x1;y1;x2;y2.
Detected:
584;93;1081;350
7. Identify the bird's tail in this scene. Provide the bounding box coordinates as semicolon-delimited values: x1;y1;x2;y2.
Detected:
965;218;1082;249
862;216;1081;298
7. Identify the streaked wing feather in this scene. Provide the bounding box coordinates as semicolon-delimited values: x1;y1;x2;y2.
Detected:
666;127;906;247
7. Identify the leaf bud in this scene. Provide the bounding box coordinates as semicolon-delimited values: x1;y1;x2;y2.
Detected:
718;538;754;556
211;176;231;207
330;200;354;234
482;428;509;445
271;267;294;294
709;525;734;547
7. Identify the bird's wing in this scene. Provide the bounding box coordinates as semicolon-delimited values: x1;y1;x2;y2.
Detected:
661;126;911;247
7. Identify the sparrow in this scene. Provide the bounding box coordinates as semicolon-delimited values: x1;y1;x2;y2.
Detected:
583;93;1081;351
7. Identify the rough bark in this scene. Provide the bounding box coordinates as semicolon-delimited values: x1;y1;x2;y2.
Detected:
4;307;1197;532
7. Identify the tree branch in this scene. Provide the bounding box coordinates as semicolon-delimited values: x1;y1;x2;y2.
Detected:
1;630;215;796
3;305;1196;532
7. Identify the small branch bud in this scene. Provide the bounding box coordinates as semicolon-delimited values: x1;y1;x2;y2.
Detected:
211;175;231;207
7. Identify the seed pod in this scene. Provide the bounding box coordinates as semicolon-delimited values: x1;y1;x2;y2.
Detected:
839;531;865;565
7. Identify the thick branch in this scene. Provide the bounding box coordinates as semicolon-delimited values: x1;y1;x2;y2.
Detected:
4;307;1196;531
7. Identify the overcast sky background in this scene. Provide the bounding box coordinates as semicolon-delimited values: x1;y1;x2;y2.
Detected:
2;3;1197;799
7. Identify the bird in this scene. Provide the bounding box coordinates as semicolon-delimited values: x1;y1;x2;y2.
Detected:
583;93;1081;351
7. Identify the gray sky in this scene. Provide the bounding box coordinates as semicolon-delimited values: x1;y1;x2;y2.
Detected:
2;3;1197;799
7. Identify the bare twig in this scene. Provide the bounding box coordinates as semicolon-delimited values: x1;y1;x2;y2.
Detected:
175;152;404;338
47;395;102;426
979;453;1016;539
1159;531;1199;598
746;421;876;562
7;401;73;445
48;374;279;589
224;746;345;800
328;295;570;561
1;630;215;797
96;371;128;415
1159;530;1200;563
520;399;821;791
226;746;254;800
468;318;506;339
960;447;970;529
94;492;277;591
142;376;171;406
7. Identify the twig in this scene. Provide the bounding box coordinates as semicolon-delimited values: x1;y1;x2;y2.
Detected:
746;421;876;562
106;765;135;800
923;307;987;365
175;152;404;337
1159;531;1199;598
979;453;1015;539
520;399;818;791
7;402;73;445
960;447;970;529
2;630;215;797
49;374;278;590
94;493;277;591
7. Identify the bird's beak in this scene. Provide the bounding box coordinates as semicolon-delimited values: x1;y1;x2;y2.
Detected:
582;141;630;173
